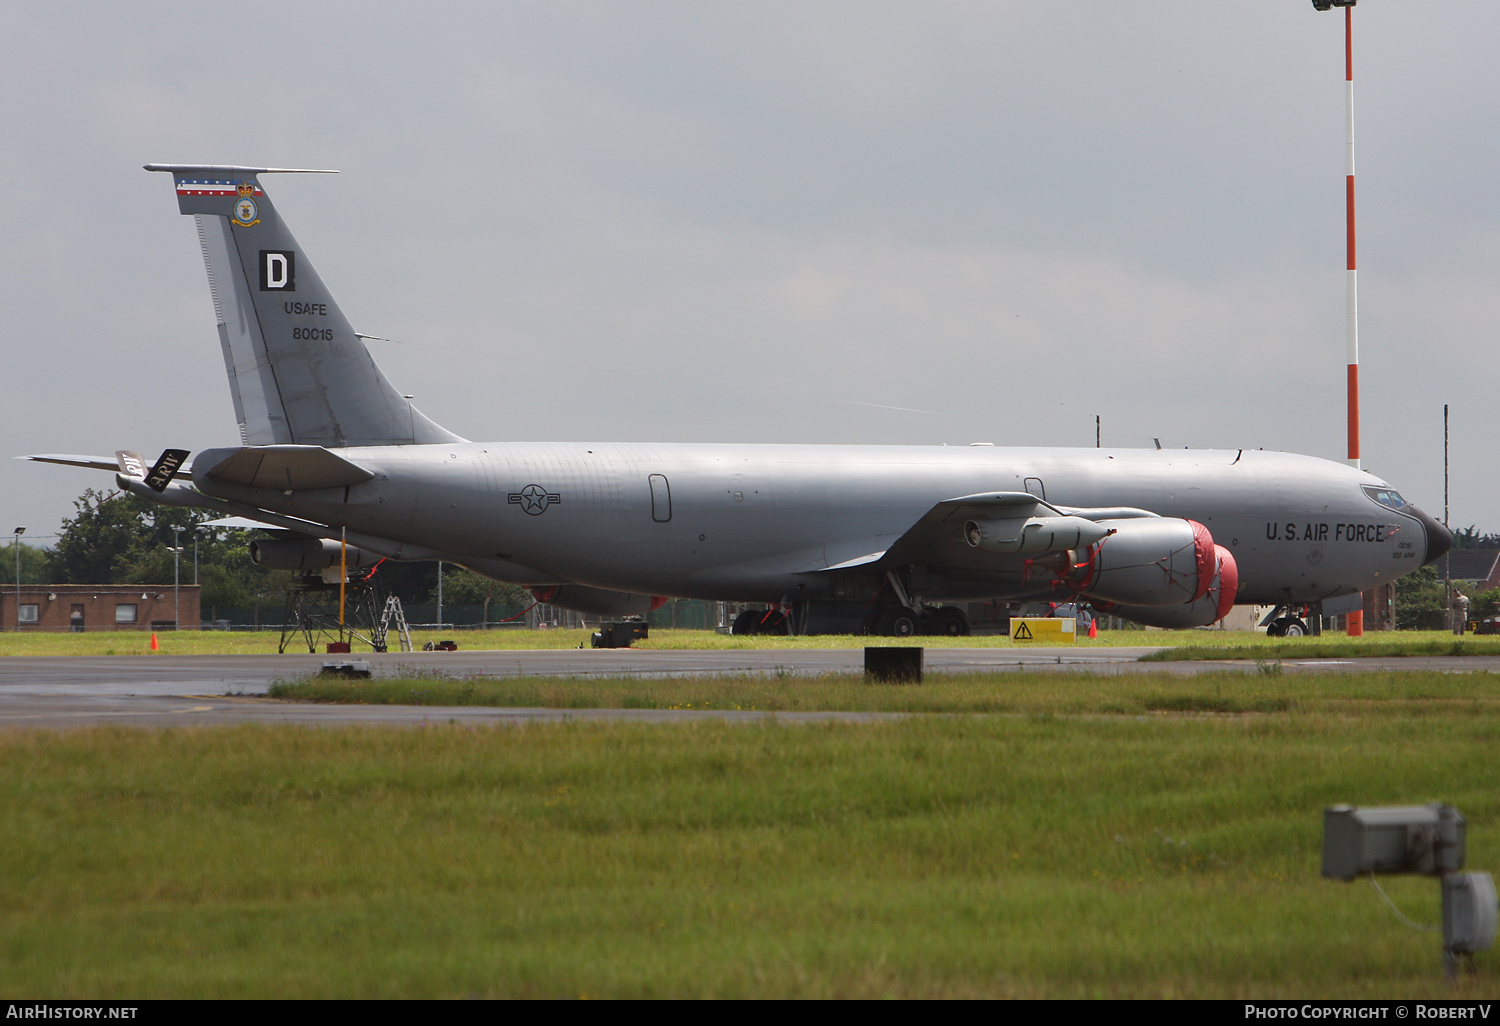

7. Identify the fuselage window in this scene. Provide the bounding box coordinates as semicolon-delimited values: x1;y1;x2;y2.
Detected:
650;474;672;523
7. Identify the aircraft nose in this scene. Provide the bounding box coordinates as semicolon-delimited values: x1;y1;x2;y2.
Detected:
1408;505;1453;565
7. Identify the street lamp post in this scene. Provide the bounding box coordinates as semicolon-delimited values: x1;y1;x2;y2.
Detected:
170;525;184;631
12;527;24;632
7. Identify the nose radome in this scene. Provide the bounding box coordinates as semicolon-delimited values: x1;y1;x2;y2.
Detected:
1408;505;1453;565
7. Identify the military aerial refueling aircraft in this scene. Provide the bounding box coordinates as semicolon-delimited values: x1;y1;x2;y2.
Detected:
27;166;1452;636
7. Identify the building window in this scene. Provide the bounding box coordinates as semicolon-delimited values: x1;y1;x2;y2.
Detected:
115;604;138;624
18;604;38;624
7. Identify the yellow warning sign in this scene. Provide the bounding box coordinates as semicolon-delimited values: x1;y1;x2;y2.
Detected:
1009;617;1076;643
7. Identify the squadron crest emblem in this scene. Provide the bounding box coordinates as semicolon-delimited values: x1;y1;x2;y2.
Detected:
231;182;261;227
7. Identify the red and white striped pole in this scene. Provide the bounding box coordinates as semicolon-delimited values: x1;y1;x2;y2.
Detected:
1342;3;1364;636
1344;4;1360;474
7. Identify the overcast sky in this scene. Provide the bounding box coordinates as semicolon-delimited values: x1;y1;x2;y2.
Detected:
3;1;1496;547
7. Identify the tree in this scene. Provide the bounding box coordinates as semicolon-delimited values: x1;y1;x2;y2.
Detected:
430;567;531;623
1453;526;1500;551
8;542;50;585
44;488;279;610
1394;565;1449;631
43;489;161;585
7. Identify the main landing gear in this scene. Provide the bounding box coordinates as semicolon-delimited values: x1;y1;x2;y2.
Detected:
1261;603;1311;637
728;602;971;637
864;570;970;637
867;605;970;637
731;607;790;636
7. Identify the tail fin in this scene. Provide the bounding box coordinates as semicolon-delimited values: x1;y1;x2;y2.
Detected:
145;164;464;447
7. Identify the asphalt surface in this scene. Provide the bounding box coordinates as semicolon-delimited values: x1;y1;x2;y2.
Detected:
1;646;1496;728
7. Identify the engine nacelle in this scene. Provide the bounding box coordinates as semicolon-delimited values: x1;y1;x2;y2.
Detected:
249;537;379;570
964;515;1114;554
1106;544;1239;628
1063;518;1216;607
530;585;667;618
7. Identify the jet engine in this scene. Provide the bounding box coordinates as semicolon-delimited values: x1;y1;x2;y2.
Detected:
1104;544;1239;628
1062;518;1217;607
530;585;667;618
964;514;1113;554
249;537;378;571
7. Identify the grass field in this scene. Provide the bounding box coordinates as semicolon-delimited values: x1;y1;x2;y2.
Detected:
4;674;1500;997
270;667;1500;716
2;626;1495;658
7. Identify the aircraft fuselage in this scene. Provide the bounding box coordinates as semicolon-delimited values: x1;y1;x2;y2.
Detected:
196;440;1433;608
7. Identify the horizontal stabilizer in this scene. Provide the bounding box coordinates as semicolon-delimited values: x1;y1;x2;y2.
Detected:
194;445;374;491
23;454;122;472
142;164;338;176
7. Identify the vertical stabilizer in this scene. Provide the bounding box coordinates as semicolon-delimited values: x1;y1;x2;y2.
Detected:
145;164;464;447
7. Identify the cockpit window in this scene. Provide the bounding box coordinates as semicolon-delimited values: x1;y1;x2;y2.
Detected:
1362;485;1409;511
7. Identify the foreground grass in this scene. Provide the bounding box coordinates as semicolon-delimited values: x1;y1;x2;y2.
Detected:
2;709;1498;998
269;668;1500;717
1143;636;1500;662
2;627;1489;658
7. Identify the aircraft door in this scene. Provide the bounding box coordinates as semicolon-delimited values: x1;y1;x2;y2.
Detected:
1024;477;1046;501
649;474;672;523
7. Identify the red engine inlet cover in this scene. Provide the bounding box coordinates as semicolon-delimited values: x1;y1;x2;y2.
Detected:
1213;544;1239;623
1188;520;1215;603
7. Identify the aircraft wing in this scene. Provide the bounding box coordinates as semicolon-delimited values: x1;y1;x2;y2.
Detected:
878;491;1049;568
827;491;1166;577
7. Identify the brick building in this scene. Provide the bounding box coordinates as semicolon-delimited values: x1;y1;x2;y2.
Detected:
0;584;201;631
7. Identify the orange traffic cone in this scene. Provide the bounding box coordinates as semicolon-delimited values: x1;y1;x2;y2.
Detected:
150;633;159;652
1088;620;1098;639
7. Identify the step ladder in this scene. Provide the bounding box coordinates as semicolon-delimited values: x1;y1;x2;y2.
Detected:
377;594;414;652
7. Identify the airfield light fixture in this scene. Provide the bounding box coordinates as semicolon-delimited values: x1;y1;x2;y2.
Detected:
12;528;24;632
1323;804;1497;978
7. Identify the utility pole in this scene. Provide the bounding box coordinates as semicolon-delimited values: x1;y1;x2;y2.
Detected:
437;560;444;629
1445;403;1451;627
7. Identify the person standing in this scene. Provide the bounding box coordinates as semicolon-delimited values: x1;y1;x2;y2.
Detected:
1454;589;1471;636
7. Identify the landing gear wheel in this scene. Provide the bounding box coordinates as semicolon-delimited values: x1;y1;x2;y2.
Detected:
760;609;791;636
876;607;919;637
732;610;763;636
1267;617;1308;638
930;606;970;637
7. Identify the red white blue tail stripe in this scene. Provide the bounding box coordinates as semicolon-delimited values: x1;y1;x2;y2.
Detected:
173;178;263;197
